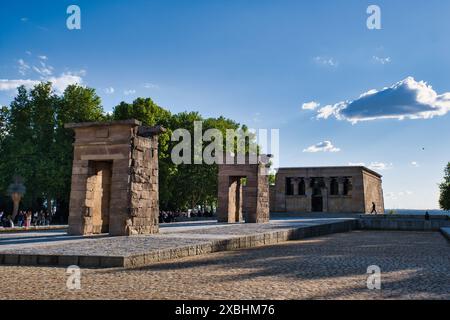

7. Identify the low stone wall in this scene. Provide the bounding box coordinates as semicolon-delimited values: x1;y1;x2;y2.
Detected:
0;225;68;233
441;228;450;241
359;214;450;231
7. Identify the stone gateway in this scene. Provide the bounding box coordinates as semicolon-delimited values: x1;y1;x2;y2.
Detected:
270;166;384;214
217;153;272;223
65;120;164;236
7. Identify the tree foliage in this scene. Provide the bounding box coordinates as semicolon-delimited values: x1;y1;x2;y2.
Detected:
0;82;249;218
0;83;104;218
113;100;241;211
439;162;450;211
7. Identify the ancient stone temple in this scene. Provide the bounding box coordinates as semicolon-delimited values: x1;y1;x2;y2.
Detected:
270;166;384;214
65;120;164;236
217;153;272;223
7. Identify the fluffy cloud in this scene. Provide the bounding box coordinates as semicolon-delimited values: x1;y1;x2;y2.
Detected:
372;56;391;65
0;72;83;94
0;79;39;91
302;101;320;110
47;73;83;93
303;141;340;153
124;89;136;95
349;161;392;171
411;161;420;167
314;56;338;67
386;190;413;200
33;61;54;77
348;162;366;166
368;162;393;171
143;83;159;89
2;55;84;94
104;87;115;94
317;77;450;123
18;59;30;75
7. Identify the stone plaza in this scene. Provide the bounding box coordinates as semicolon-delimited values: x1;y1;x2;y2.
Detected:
0;228;449;300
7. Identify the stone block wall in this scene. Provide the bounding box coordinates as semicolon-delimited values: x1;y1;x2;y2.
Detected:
362;170;385;214
271;166;383;214
65;120;162;236
127;135;159;235
217;154;271;224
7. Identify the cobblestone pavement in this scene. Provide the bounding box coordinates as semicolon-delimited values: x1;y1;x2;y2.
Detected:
0;231;449;300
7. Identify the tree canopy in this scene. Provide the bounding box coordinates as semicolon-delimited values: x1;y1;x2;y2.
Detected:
0;83;105;218
0;82;248;219
439;162;450;211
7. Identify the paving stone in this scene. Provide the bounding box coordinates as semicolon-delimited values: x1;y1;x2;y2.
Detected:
0;231;449;300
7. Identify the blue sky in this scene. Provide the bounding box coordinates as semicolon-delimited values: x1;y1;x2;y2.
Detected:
1;0;449;209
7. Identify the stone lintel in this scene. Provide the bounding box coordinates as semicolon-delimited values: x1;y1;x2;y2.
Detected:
65;119;142;129
80;154;127;161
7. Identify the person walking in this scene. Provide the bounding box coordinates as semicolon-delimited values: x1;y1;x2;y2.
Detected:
25;210;32;228
7;215;14;228
371;202;377;214
17;211;24;227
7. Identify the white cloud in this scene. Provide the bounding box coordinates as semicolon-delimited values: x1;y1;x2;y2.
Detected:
385;192;397;200
2;55;84;94
348;162;366;166
17;59;30;75
0;72;83;94
33;61;54;77
348;161;393;171
143;83;159;89
411;161;420;167
303;141;340;153
47;73;83;93
314;56;338;67
386;190;413;200
124;89;136;95
317;77;450;123
302;101;320;110
368;162;393;171
373;56;391;65
104;87;115;94
0;79;40;91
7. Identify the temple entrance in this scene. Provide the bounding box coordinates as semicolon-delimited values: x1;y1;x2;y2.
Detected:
311;196;323;212
88;161;112;234
311;184;323;212
227;176;244;223
217;153;271;224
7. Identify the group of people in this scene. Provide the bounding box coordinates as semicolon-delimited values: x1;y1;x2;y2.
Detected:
159;209;215;223
0;210;52;228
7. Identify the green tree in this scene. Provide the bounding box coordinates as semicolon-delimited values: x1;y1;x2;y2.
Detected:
29;82;58;211
439;162;450;211
0;105;8;143
0;106;10;200
0;83;105;219
1;86;35;209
